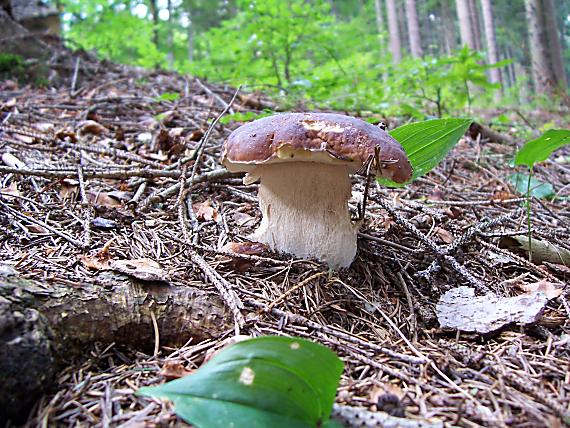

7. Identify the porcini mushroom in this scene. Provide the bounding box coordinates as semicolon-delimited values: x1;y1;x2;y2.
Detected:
221;112;412;268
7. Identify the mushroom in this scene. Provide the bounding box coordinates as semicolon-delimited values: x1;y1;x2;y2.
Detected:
221;112;412;268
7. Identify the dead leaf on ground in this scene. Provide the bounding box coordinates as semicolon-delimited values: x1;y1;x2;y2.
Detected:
79;254;110;270
194;200;219;222
221;241;267;256
232;211;256;227
87;190;123;208
499;235;570;267
436;286;549;334
0;182;20;199
110;258;169;282
435;227;454;244
516;280;564;299
78;120;109;136
160;361;193;380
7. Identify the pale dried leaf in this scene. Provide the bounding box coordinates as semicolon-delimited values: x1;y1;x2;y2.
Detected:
194;200;219;222
517;280;564;299
436;286;548;333
110;258;169;282
232;211;256;227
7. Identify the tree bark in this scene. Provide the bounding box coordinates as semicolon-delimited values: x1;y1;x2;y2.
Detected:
480;0;501;86
148;0;160;48
525;0;555;94
467;0;482;50
455;0;475;49
385;0;402;63
542;0;567;89
405;0;423;57
0;270;230;424
441;0;457;55
374;0;386;55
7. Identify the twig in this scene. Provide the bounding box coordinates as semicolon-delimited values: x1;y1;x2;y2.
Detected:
196;78;235;115
331;404;443;428
266;272;326;312
247;299;427;365
189;251;245;333
0;199;84;247
76;156;92;248
185;86;241;224
373;186;490;294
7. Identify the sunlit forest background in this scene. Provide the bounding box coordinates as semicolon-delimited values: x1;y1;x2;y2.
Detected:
50;0;570;118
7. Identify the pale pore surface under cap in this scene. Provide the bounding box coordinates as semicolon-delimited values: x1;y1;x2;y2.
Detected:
250;161;358;268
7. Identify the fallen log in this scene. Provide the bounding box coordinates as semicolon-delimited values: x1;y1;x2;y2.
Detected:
0;266;231;424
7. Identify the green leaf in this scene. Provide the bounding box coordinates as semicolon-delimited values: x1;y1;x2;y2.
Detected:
378;118;472;187
508;172;554;199
157;92;181;101
137;336;344;428
514;129;570;168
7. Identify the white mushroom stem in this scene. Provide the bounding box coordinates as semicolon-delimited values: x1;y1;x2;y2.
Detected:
249;162;358;268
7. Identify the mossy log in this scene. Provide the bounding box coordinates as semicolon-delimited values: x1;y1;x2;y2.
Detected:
0;268;230;424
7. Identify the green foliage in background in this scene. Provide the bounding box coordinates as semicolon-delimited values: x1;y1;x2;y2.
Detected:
59;0;507;116
138;336;344;428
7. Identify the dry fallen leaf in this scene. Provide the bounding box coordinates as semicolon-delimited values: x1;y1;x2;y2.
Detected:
232;211;256;227
221;241;267;256
160;361;193;380
517;280;564;299
194;200;219;222
435;227;454;244
437;286;549;334
110;258;169;282
78;120;109;136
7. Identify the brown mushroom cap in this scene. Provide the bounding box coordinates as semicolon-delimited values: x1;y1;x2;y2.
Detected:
221;112;413;183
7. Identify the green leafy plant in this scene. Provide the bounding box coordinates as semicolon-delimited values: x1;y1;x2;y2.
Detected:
138;336;344;428
513;129;570;259
378;118;473;187
157;92;181;102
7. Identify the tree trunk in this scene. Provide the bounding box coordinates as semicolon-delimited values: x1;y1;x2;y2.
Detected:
405;0;423;57
148;0;160;48
480;0;501;86
525;0;555;94
542;0;567;89
441;0;457;55
455;0;475;49
187;25;194;63
0;272;230;424
374;0;386;52
385;0;402;63
166;0;174;69
467;0;482;50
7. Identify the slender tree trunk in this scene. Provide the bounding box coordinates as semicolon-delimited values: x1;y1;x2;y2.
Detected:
480;0;501;86
525;0;555;94
385;0;402;63
467;0;482;50
542;0;567;89
374;0;386;53
405;0;422;57
455;0;475;49
441;0;457;55
166;0;174;69
148;0;159;48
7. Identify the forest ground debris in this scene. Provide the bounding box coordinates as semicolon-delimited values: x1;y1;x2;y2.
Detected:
0;49;569;427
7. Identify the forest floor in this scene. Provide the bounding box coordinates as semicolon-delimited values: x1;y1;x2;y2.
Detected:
1;47;570;428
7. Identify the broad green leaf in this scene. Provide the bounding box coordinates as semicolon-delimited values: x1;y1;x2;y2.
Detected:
514;129;570;168
137;336;344;428
508;172;554;199
378;118;472;187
